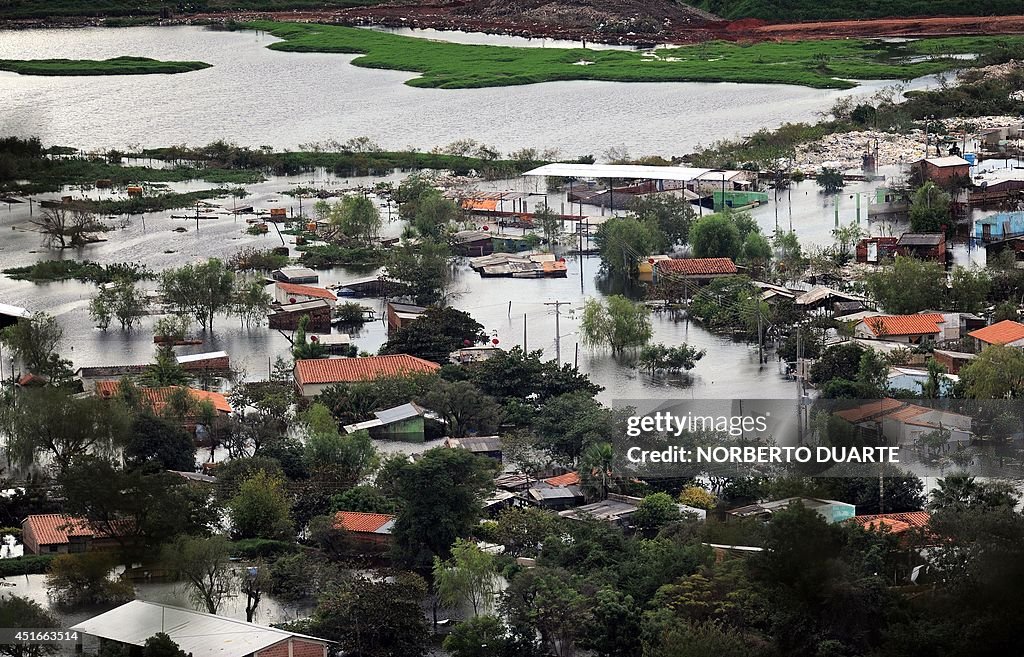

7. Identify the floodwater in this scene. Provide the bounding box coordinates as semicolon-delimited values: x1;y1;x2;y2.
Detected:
0;25;947;156
0;164;800;402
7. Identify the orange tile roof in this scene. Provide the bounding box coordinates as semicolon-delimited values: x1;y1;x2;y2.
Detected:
545;471;580;487
95;381;232;414
23;514;126;545
968;319;1024;345
275;281;337;301
657;257;737;276
863;313;944;337
333;511;395;533
852;511;930;534
834;398;906;423
295;354;440;385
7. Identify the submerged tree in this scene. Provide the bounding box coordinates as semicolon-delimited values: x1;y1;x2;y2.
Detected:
580;295;653;354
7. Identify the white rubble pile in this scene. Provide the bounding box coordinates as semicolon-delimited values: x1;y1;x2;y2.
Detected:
793;130;927;172
958;59;1024;82
943;115;1023;131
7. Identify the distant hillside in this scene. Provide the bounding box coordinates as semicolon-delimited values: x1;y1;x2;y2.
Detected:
453;0;720;35
693;0;1024;21
0;0;378;20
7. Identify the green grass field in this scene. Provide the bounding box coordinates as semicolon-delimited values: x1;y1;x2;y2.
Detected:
0;56;211;76
245;21;1021;90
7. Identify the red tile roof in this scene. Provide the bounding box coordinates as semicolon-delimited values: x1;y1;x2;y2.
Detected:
545;471;580;487
334;511;395;533
295;355;440;385
968;319;1024;346
657;257;737;276
275;281;337;301
862;313;944;337
23;514;125;545
95;382;232;414
833;398;907;423
851;511;930;534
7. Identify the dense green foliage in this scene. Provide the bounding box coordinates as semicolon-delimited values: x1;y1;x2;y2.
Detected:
245;21;997;90
0;57;210;76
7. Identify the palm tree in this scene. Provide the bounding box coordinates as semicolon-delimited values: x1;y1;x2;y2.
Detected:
928;473;978;510
580;442;615;501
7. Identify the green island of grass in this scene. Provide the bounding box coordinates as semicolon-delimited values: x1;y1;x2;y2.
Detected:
0;56;211;76
244;20;1023;90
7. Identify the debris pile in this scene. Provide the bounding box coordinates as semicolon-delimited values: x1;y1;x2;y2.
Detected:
793;130;926;172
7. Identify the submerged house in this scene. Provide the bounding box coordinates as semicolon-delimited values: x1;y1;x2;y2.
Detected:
293;354;441;398
343;402;430;442
654;257;738;285
834;398;972;447
333;511;395;551
267;299;332;332
727;497;855;524
274;282;337;308
22;514;129;555
854;314;945;344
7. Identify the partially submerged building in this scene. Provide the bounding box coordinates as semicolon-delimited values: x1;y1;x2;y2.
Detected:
293;354;441;398
343;402;430;442
727;497;855;524
22;514;129;555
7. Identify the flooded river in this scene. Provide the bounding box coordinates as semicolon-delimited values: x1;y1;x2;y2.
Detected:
0;25;947;156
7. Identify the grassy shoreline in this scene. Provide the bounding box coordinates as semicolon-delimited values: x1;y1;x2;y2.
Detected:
243;20;1023;90
0;55;211;76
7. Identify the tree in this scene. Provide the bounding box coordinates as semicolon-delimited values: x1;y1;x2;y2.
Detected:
579;295;652;354
500;567;590;657
159;259;235;331
630;193;695;247
816;167;845;194
865;256;946;314
0;596;60;657
422;379;502;438
809;342;864;386
579;442;616;501
161;534;235;614
948;266;991;314
856;348;890;396
579;587;643;657
239;560;272;622
772;229;805;279
433;538;498;617
739;231;771;271
0;311;69;379
303;404;379;485
125;413;196;471
142;344;190;387
31;206;101;248
380;306;486;363
142;634;189;657
411;193;458;240
689;213;741;259
633;492;682;531
678;485;717;510
385;240;451;306
45;552;134;608
300;573;430;657
959;345;1024;398
1;387;129;473
635;343;705;373
493;506;560;557
929;473;1020;511
532;392;613;464
534;206;562;249
228;471;293;540
831;221;864;265
291;314;327;360
921;357;948;399
466;346;601;403
443;615;508;657
909;181;951;232
90;280;147;331
330;194;381;243
392;447;496;568
594;216;660;276
233;279;272;329
60;459;219;550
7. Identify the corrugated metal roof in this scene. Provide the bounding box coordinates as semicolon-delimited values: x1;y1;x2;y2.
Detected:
922;156;971;167
657;257;737;276
175;351;229;364
71;601;328;657
968;319;1024;345
0;303;31;319
295;355;440;385
896;232;944;247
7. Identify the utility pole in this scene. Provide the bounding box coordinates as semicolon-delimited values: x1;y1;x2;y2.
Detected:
796;327;804;445
544;301;569;365
757;305;763;365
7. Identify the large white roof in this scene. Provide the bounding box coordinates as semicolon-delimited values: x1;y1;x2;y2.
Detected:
523;163;740;181
71;601;328;657
0;303;31;319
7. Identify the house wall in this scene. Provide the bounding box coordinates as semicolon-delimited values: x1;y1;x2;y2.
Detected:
256;638;328;657
296;381;331;400
376;416;425;443
269;306;332;332
179;356;230;372
922;162;969;187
